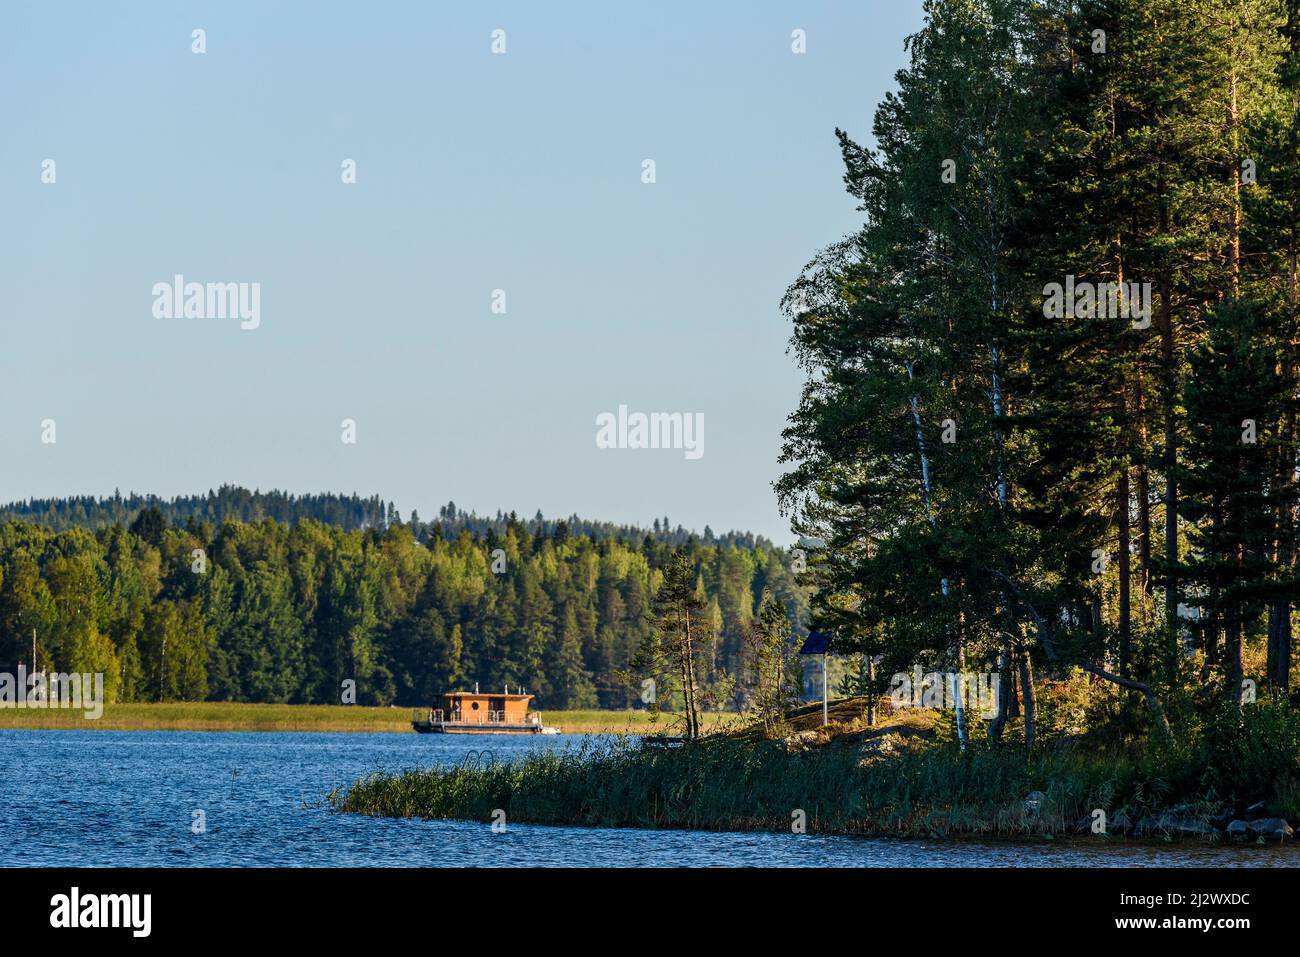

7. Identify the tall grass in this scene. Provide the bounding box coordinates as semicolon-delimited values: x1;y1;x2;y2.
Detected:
0;702;722;734
336;736;1176;837
336;700;1300;837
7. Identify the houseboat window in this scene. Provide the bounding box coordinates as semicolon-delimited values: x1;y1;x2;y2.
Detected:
470;701;479;710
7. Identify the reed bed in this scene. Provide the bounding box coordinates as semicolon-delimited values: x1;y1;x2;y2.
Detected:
0;703;722;735
333;734;1223;838
336;700;1300;837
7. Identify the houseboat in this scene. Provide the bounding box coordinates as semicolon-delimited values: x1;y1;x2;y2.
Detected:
412;687;558;734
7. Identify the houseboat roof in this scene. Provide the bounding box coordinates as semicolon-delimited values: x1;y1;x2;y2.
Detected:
443;690;533;700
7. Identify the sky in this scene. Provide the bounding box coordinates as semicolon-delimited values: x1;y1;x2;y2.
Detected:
0;0;925;544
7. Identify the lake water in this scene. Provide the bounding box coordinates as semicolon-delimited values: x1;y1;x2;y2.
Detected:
1;729;1296;867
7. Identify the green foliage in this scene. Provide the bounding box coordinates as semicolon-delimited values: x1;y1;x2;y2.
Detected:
745;595;803;736
629;549;729;738
778;0;1300;743
0;505;808;709
1034;672;1120;741
1198;699;1300;804
338;719;1300;837
0;487;775;552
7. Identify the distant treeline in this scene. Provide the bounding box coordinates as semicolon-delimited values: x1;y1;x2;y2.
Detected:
0;496;807;710
0;486;774;551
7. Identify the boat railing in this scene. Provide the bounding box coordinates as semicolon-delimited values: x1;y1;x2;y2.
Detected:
417;707;544;726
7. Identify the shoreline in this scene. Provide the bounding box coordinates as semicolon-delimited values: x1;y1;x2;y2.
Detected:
333;723;1300;848
0;702;726;735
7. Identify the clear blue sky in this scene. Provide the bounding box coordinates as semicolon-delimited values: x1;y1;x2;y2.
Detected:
1;1;924;543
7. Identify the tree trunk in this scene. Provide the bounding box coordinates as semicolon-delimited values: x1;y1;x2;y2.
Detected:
1158;149;1180;680
682;609;699;739
906;361;966;751
1136;377;1153;596
1268;603;1290;693
1117;467;1132;679
1228;70;1242;299
866;655;875;727
1117;464;1133;726
955;605;968;747
1018;647;1035;752
987;642;1014;743
1225;606;1244;712
988;567;1174;744
1270;70;1299;695
1159;271;1179;678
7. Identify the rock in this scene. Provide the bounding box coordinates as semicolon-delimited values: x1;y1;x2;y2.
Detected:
1023;790;1047;815
860;732;907;758
1167;817;1212;837
1135;811;1212;838
1247;817;1293;841
1211;806;1237;830
852;724;935;744
782;729;825;751
1225;820;1250;840
1245;801;1268;820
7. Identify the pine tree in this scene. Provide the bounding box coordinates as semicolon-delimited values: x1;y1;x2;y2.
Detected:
1178;302;1288;708
630;550;712;738
744;596;802;736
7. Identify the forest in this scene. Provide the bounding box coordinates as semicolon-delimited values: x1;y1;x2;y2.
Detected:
0;486;773;551
779;0;1300;748
0;492;807;709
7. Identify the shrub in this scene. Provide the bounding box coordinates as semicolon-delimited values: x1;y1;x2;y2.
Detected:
1198;699;1300;805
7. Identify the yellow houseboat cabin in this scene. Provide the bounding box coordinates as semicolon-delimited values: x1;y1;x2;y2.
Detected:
412;687;558;734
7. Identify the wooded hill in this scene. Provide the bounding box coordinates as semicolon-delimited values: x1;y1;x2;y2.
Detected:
0;495;807;709
0;486;773;551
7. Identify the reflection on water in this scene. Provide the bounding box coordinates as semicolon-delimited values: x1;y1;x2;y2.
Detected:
1;729;1295;867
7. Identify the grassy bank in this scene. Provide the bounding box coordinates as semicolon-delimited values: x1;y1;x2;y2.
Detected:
0;701;729;735
334;700;1300;841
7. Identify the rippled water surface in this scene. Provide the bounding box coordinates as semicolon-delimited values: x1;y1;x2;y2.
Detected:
2;729;1296;867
